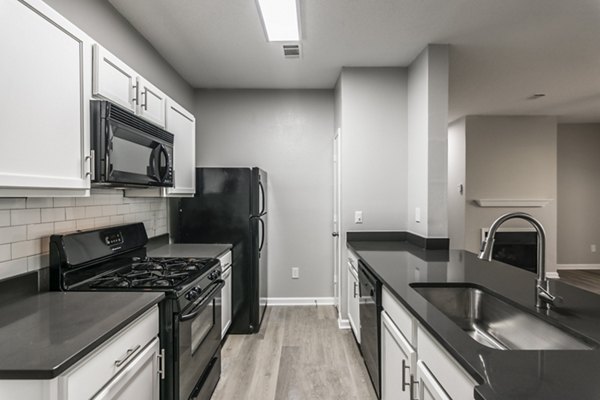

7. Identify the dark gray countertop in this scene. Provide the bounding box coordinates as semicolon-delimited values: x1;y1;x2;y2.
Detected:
147;243;232;260
348;240;600;400
0;291;164;379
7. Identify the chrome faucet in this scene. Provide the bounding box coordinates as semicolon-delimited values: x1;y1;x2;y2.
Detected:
478;212;560;309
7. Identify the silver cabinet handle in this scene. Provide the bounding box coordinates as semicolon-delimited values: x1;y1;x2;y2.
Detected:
114;344;141;367
157;348;165;380
410;376;419;400
142;89;148;110
131;83;138;105
353;281;358;298
402;359;410;391
85;150;95;179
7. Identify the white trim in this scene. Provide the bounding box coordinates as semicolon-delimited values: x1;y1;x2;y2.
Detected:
474;199;552;208
556;264;600;270
267;297;335;306
546;272;559;279
338;318;350;329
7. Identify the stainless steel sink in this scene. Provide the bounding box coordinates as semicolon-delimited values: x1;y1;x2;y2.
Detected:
411;284;596;350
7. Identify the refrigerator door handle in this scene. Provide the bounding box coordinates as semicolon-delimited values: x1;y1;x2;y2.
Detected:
258;181;266;216
258;217;265;252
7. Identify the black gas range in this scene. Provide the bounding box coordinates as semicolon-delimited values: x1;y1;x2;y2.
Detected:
49;223;223;400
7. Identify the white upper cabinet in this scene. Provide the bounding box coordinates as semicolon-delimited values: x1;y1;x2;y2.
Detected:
165;98;196;196
92;44;137;113
92;44;166;128
0;0;92;196
137;76;167;128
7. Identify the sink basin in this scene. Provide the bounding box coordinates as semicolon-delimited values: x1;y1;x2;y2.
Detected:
411;284;596;350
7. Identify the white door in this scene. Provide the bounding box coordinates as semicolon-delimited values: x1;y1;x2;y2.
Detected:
91;338;161;400
165;98;196;196
0;0;92;195
417;360;451;400
333;129;342;312
92;44;138;113
137;76;167;128
381;311;417;400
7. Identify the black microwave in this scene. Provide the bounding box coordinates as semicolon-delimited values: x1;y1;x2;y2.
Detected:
91;100;174;188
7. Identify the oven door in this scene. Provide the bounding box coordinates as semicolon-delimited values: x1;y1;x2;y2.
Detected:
105;117;173;187
177;280;224;400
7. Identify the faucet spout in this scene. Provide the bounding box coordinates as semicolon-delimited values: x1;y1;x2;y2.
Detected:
478;212;557;309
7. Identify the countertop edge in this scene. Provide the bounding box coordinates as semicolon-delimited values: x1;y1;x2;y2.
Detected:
0;292;165;380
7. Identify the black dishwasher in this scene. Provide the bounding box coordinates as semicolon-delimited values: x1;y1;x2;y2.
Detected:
359;261;381;398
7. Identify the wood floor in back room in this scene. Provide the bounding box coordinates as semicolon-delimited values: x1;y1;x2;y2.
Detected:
557;269;600;295
211;306;377;400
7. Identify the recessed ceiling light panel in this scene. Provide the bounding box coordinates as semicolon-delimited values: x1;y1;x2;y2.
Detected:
256;0;300;42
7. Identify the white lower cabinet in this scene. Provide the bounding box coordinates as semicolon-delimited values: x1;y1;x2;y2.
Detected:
416;360;450;400
381;311;416;400
0;306;161;400
220;251;232;339
347;262;360;342
381;288;476;400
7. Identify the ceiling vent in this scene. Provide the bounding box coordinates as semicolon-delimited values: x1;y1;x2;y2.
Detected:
283;44;301;59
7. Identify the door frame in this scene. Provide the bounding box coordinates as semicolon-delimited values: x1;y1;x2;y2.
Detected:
333;128;343;319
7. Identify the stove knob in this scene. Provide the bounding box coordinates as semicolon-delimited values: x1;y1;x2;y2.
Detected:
208;272;215;280
186;289;200;301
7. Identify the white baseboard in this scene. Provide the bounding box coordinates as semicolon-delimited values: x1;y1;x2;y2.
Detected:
338;319;350;329
556;264;600;271
546;272;559;279
267;297;335;306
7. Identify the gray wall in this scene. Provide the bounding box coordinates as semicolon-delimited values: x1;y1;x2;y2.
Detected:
557;123;600;266
461;116;558;273
407;45;449;238
44;0;194;110
194;90;335;298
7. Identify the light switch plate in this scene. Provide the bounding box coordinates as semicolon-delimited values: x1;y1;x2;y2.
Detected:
415;207;421;223
292;267;299;279
355;211;363;224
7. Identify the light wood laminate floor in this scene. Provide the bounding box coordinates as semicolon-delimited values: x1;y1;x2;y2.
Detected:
211;306;376;400
557;269;600;295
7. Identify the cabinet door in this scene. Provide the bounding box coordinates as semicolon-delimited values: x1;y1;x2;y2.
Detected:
165;98;196;196
416;360;451;400
221;266;232;339
92;44;138;113
0;0;91;194
381;311;416;400
137;76;166;128
91;338;160;400
347;264;360;342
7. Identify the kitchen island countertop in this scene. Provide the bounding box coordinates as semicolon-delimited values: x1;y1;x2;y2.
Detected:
348;239;600;400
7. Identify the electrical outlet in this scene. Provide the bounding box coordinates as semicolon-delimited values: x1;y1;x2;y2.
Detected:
355;211;363;224
292;267;299;279
592;244;597;253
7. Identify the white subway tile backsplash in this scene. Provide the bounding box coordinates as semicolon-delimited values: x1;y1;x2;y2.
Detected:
0;199;25;210
0;244;10;262
0;193;166;280
85;206;103;218
101;205;117;216
0;211;10;227
0;258;28;280
26;198;53;209
27;253;48;271
53;197;76;207
54;220;77;234
65;207;85;220
27;223;54;240
76;218;95;231
11;209;41;225
12;239;42;259
0;226;27;244
94;217;111;228
41;208;65;223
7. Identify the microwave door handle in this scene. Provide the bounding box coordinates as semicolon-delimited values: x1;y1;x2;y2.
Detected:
148;145;161;182
158;145;171;183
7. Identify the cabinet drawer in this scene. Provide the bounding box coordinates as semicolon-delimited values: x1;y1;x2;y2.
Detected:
417;326;476;400
382;286;415;345
219;251;232;269
61;306;159;400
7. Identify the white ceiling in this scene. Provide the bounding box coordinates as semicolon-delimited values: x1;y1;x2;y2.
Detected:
108;0;600;122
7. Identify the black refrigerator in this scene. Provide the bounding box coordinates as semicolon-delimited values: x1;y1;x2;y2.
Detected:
169;167;268;334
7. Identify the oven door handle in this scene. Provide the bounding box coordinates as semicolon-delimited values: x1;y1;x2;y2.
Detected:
179;280;225;322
